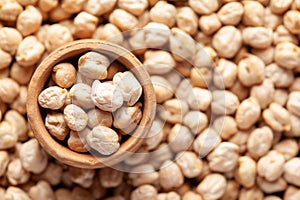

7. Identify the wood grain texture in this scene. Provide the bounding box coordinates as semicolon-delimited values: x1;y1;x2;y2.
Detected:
27;39;156;169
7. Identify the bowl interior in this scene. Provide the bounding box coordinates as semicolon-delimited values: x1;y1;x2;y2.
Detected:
27;40;156;168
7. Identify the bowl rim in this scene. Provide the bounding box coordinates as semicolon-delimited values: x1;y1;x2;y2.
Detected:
27;39;156;169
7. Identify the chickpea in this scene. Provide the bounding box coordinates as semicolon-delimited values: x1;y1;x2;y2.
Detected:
49;6;72;22
212;90;240;115
265;63;294;88
190;67;213;88
284;158;300;187
131;184;157;200
38;0;58;12
0;77;20;104
83;0;117;16
235;156;256;188
149;1;176;27
45;112;69;140
0;121;17;149
220;180;240;200
61;0;85;14
213;116;237;140
273;25;298;45
176;7;198;35
5;187;31;200
217;2;244;26
284;186;300;200
45;24;73;52
74;11;99;39
273;139;298;160
38;86;68;109
270;0;293;14
0;27;23;55
144;50;175;74
52;63;76;88
93;23;123;45
159;98;189;124
168;124;193;153
287;91;300;117
258;176;287;194
109;9;138;31
10;63;34;85
0;48;12;70
87;109;112;128
7;158;30;185
236;97;261;130
189;0;219;15
243;27;273;49
263;103;291;132
275;42;300;70
151;76;174;103
118;0;148;16
239;187;264;200
69;83;93;109
129;164;159;187
159;160;184;190
250;79;275;109
214;59;238;89
183;111;208;135
17;6;42;36
242;1;264;26
29;181;56;200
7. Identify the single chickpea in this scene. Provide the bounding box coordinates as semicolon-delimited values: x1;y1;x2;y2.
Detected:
113;103;142;134
7;158;30;185
183;111;208;135
49;6;72;22
196;173;226;200
78;51;110;80
239;187;264;200
130;184;157;200
45;24;73;52
0;151;9;177
118;0;148;16
213;59;238;89
38;86;68;109
87;109;112;128
0;27;23;55
211;90;240;115
235;156;256;188
284;186;300;199
17;5;42;36
157;192;180;200
190;67;213;88
220;180;240;200
71;187;94;200
257;177;287;194
52;63;76;88
217;2;244;26
61;0;85;14
69;83;94;109
93;23;123;45
242;1;264;26
109;9;138;31
176;7;198;35
159;160;184;190
69;166;95;188
273;25;298;45
29;181;56;200
193;128;221;158
0;0;23;22
86;125;120;155
188;0;219;15
149;1;176;27
264;7;282;31
187;87;212;111
151;76;174;104
0;77;20;104
212;26;242;58
242;27;273;49
168;124;193;153
74;11;99;39
288;114;300;137
0;48;12;70
143;50;175;74
287;91;300;117
83;0;117;16
10;63;35;85
0;121;17;149
19;139;48;174
275;42;300;70
199;13;221;35
4;110;28;141
284;158;300;187
159;98;189;124
283;10;300;34
129;164;159;187
125;146;150;166
270;0;293;14
213;116;237;140
38;0;58;12
113;71;142;106
91;80;123;112
63;104;88;131
273;139;298;160
236;98;261;129
247;126;273;159
183;191;203;200
5;187;31;200
45;112;69;140
265;63;294;88
273;89;288;106
38;163;63;186
250;79;275;109
175;151;203;178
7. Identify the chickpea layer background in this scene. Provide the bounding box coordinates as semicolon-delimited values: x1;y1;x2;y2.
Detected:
1;0;300;199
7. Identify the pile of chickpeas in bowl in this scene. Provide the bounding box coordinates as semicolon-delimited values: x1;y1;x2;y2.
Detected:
1;0;300;199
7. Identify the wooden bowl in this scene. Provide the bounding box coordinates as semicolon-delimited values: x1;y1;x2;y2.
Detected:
27;40;156;169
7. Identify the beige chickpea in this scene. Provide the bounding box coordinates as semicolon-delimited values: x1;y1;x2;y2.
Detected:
61;0;85;14
109;9;138;31
64;104;88;131
176;7;198;35
71;187;95;200
284;158;300;187
183;191;203;200
0;151;9;177
78;51;109;80
74;11;99;39
83;0;117;16
10;63;34;85
69;167;95;188
113;71;142;106
29;181;56;200
118;0;148;16
275;42;300;70
16;35;45;67
168;124;193;153
229;80;250;101
183;111;208;135
273;25;298;45
52;63;76;88
196;173;226;200
189;0;219;15
45;24;73;52
235;156;256;188
265;63;294;88
159;98;189;124
144;120;164;150
284;186;300;200
263;103;291;132
0;0;23;22
4;110;27;141
214;59;238;89
0;77;20;104
159;160;184;190
270;0;293;14
45;112;69;140
17;5;42;36
87;109;112;128
195;32;212;46
69;83;93;109
93;23;123;45
129;164;159;187
287;91;300;117
19;139;48;174
242;1;264;26
258;150;285;182
7;158;30;185
49;6;72;22
143;50;175;74
37;163;63;186
5;187;31;200
175;151;202;178
99;167;123;188
264;7;282;30
213;116;237;140
217;2;244;26
91;80;123;112
283;10;300;34
151;76;173;103
250;79;275;109
243;27;273;49
149;1;176;27
86;125;120;155
273;89;288;106
289;77;300;92
193;128;221;158
212;90;240;115
193;47;216;69
125;146;150;166
287;114;300;137
128;29;147;54
130;184;157;200
38;86;68;109
0;27;22;55
0;121;17;149
68;129;90;152
220;180;240;200
190;67;213;88
273;139;298;160
0;48;12;70
199;13;221;35
247;126;273;159
157;192;180;200
16;0;37;6
113;103;142;134
187;87;212;111
212;26;242;58
236;97;261;130
207;142;239;173
38;0;58;12
239;187;264;200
